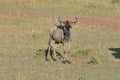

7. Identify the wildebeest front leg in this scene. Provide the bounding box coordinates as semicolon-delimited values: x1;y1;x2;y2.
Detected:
67;42;71;64
62;43;67;63
62;42;71;64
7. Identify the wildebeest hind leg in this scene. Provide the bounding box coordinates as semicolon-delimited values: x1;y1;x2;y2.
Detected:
45;46;50;61
51;44;57;61
45;38;52;61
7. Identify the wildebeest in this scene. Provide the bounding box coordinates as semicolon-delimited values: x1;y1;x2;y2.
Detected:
45;17;78;64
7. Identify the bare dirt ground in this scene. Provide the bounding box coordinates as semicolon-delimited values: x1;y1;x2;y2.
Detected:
0;10;120;27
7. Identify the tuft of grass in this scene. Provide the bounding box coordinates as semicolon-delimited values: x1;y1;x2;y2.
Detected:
72;49;91;59
88;56;99;64
35;49;46;57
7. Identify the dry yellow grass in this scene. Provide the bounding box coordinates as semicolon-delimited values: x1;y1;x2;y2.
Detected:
0;0;120;80
0;0;120;17
0;15;120;80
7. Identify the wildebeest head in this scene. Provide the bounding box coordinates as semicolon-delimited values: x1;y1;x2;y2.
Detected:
58;17;78;28
58;17;78;40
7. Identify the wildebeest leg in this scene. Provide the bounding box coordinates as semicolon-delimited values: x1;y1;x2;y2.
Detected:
66;41;71;64
51;43;57;61
62;43;67;63
68;41;71;53
45;49;48;61
62;42;71;64
45;38;51;61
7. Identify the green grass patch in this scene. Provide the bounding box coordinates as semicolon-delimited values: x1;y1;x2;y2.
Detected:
88;56;99;64
0;11;120;80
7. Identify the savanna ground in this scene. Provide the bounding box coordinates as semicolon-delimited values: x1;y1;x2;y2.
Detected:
0;0;120;80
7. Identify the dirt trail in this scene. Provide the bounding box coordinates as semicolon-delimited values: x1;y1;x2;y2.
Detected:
0;10;120;27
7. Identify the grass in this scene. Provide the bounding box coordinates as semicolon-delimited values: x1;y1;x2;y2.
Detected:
88;56;99;64
111;0;120;4
0;15;120;80
0;0;120;80
0;0;120;17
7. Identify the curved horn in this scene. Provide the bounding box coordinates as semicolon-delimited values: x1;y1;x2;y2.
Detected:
74;17;78;23
70;17;78;24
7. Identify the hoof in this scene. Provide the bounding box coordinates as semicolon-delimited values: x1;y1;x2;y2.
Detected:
66;60;71;64
62;61;66;64
62;60;71;64
46;59;50;61
53;59;57;61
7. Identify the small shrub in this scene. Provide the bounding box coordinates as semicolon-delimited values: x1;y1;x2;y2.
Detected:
88;56;99;64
